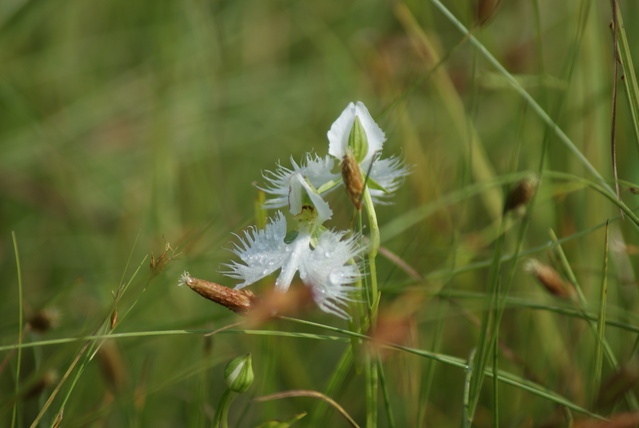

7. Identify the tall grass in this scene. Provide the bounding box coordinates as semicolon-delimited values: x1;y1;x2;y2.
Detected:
2;0;639;426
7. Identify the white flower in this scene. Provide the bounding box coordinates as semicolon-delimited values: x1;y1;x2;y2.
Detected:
328;101;410;204
327;101;386;165
260;154;338;225
223;212;361;319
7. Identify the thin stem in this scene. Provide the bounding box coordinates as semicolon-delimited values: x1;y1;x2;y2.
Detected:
362;186;381;427
213;389;233;428
363;187;380;318
11;232;23;428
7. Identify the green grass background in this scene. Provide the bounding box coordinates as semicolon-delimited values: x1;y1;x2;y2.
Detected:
2;0;639;426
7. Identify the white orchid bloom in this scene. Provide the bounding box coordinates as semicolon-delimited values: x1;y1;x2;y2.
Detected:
327;101;410;205
223;212;361;319
260;154;339;225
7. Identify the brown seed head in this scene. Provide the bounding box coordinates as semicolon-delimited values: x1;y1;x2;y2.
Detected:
179;272;260;315
524;259;575;300
504;174;539;214
110;307;118;330
27;308;60;333
341;152;364;210
150;239;180;278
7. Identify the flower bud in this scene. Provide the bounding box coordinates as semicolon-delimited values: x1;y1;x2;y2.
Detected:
347;116;368;163
224;353;254;393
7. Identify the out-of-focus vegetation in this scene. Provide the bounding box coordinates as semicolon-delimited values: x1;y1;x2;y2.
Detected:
2;0;639;426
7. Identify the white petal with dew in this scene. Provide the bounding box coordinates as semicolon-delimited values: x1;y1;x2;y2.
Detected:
298;230;361;319
222;212;290;288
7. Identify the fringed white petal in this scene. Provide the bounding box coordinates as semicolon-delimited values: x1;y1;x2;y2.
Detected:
222;212;289;288
365;155;411;204
298;230;362;319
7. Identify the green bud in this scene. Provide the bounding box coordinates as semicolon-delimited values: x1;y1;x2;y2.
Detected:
224;353;254;393
347;116;368;163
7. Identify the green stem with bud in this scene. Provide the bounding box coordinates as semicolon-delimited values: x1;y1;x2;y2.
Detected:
213;389;232;428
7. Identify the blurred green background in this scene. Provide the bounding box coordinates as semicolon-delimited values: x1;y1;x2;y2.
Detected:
3;0;639;426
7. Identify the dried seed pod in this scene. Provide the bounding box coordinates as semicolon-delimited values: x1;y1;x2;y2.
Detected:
110;306;118;330
27;308;60;333
341;152;364;210
523;259;575;300
504;174;539;214
179;272;260;315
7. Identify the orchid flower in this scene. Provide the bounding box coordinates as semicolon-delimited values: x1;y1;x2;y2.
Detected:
327;101;410;205
260;154;339;226
223;212;361;319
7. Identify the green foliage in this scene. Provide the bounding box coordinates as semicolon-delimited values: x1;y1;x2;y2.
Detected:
2;0;639;426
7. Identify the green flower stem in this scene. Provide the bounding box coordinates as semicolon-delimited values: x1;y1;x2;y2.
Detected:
365;350;379;428
363;187;380;318
362;187;381;427
213;388;233;428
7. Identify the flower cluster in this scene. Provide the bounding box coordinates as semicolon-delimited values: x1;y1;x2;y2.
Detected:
223;101;409;319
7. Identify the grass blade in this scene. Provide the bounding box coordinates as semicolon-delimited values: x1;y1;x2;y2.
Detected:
613;2;639;152
11;232;24;428
430;0;614;197
594;221;609;397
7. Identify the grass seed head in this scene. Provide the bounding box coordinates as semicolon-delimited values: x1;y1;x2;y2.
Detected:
27;308;60;333
150;240;180;278
524;259;575;300
504;174;539;214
